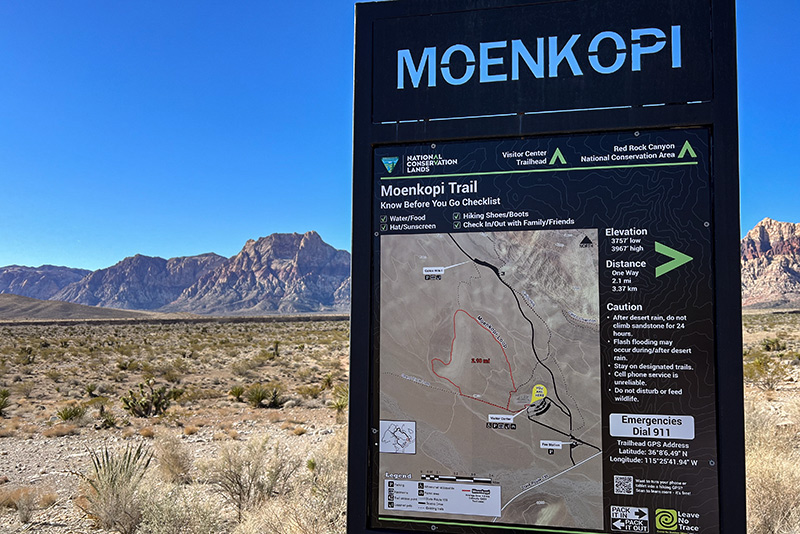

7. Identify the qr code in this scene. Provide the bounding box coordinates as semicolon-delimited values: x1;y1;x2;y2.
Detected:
614;475;634;495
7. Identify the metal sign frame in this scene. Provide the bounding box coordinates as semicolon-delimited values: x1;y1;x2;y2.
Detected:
350;1;743;533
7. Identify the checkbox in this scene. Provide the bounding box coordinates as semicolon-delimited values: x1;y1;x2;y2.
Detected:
380;224;388;231
453;212;461;220
380;215;387;222
453;221;461;229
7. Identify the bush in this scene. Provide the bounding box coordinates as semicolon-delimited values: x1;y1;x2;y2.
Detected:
202;436;300;522
137;484;224;534
155;434;193;484
122;381;173;417
760;337;788;352
246;382;284;409
74;442;153;534
0;389;10;416
0;486;56;524
744;352;788;390
296;385;322;399
234;430;347;534
229;385;246;402
329;384;349;423
57;404;87;422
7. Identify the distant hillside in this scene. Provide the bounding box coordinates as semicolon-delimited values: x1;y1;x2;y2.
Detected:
0;265;90;300
53;253;225;310
0;294;151;320
0;232;351;317
741;217;800;308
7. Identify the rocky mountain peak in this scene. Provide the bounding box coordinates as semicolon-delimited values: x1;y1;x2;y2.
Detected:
162;232;350;315
741;218;800;308
742;217;800;261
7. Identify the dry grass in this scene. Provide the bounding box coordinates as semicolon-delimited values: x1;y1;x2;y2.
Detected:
42;423;78;438
233;429;347;534
745;397;800;534
0;485;59;524
155;433;193;484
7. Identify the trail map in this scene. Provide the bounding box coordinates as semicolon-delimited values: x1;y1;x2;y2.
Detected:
379;230;602;528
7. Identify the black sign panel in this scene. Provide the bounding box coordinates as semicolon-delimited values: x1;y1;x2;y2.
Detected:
372;0;712;122
371;129;717;532
351;1;743;534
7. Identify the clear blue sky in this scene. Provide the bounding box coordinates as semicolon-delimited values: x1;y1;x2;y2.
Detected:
0;1;796;270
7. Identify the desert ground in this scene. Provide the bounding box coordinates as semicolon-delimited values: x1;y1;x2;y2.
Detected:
0;312;797;533
0;317;349;534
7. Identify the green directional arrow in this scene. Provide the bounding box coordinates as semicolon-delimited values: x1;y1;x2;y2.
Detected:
678;140;697;159
655;242;693;277
549;147;566;165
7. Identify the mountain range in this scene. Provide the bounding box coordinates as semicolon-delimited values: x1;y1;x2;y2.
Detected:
2;220;798;317
0;231;350;316
741;217;800;308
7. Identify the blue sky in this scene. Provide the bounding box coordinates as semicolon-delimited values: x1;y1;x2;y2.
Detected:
0;1;796;271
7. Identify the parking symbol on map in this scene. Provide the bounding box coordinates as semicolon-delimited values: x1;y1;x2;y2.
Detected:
610;506;650;532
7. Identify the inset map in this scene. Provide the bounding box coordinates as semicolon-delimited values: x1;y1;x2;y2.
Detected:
380;421;417;454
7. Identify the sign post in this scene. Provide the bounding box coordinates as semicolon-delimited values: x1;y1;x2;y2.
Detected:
350;1;743;533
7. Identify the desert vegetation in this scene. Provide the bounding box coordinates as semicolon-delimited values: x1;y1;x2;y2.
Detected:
0;318;349;532
742;311;800;534
0;312;799;532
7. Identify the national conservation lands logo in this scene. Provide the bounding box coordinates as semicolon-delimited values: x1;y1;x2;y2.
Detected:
382;156;399;173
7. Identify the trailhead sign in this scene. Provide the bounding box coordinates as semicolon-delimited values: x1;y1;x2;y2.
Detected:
349;1;744;534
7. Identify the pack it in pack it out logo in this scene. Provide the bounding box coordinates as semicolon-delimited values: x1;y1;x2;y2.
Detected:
396;26;682;89
382;157;399;173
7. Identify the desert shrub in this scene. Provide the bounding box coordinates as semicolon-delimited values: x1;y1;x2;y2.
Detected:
85;383;98;397
14;381;35;398
13;347;35;365
234;430;347;534
231;359;259;377
744;352;788;390
254;349;276;364
122;381;173;417
0;485;57;524
745;400;800;534
246;382;284;409
320;373;334;390
74;442;153;534
329;384;349;423
116;358;140;371
100;411;118;429
202;436;300;522
155;433;193;484
761;337;788;352
0;388;10;416
296;385;322;399
229;385;245;402
14;487;37;523
45;369;64;382
57;404;87;422
137;484;224;534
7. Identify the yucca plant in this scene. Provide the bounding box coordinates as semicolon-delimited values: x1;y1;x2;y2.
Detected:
75;443;153;534
0;389;10;416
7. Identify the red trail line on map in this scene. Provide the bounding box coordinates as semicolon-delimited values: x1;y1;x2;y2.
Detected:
431;309;519;412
